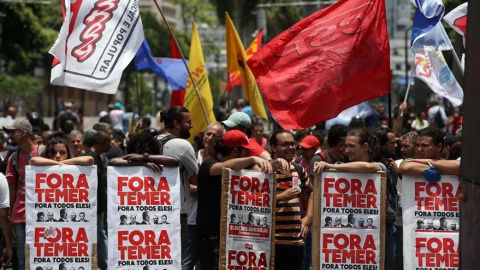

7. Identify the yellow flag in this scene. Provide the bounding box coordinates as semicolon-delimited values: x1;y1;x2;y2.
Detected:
225;13;268;120
184;21;216;142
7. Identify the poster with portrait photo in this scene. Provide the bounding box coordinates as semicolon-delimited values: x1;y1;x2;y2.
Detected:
312;170;386;270
220;169;275;270
402;175;460;269
107;166;181;269
25;165;98;270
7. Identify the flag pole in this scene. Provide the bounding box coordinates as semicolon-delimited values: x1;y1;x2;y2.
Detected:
441;26;464;76
135;71;140;116
152;0;210;125
401;65;415;117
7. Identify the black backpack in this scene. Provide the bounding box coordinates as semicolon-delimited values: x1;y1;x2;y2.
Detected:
11;145;46;181
156;134;177;154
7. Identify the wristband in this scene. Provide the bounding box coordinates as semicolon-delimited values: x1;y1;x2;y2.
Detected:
143;152;149;162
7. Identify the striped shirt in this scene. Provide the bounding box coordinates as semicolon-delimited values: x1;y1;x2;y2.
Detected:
275;163;310;246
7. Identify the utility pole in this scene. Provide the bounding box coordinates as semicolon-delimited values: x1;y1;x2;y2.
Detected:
460;1;480;268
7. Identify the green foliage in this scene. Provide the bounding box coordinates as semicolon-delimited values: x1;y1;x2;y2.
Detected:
0;75;43;106
140;9;189;57
0;2;62;74
175;0;218;29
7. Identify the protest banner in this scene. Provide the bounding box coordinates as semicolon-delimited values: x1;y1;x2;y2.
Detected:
107;166;181;269
25;165;98;269
220;169;275;270
313;170;386;270
402;175;460;270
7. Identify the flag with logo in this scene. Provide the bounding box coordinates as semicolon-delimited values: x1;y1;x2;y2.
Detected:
170;35;186;106
227;29;263;92
134;39;188;91
49;0;144;94
443;2;467;48
225;13;268;120
414;51;463;106
247;0;391;130
184;21;216;142
410;0;452;51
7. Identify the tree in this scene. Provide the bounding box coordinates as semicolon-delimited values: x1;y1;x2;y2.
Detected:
0;2;61;74
0;75;43;108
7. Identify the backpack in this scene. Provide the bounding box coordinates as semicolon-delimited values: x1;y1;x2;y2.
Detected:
435;110;445;128
156;134;176;154
11;145;46;182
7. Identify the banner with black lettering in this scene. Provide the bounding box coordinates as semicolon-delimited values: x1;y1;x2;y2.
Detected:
402;175;460;270
220;169;275;270
107;166;180;269
25;165;98;269
313;170;386;270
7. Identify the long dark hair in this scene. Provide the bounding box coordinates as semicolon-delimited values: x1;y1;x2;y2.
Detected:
126;132;160;155
160;106;189;129
42;132;73;159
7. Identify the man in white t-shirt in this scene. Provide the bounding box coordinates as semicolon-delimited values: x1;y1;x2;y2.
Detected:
109;102;125;132
0;174;12;267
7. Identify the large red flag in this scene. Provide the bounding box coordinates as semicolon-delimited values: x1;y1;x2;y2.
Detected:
170;35;185;107
247;0;391;130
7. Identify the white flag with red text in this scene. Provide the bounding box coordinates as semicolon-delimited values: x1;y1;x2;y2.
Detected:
414;51;463;106
443;3;467;48
49;0;144;94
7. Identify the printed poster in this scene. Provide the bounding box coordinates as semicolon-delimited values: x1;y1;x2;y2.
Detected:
107;166;180;269
25;165;98;269
220;169;275;270
313;170;385;270
403;175;460;270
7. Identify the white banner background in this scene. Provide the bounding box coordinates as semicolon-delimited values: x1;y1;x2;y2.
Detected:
107;166;180;269
403;175;460;270
25;165;98;269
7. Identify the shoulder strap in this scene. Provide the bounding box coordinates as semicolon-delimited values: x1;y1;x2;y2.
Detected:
318;151;328;162
156;134;176;154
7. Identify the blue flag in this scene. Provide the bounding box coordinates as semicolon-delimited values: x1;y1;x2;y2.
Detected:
134;39;188;90
410;0;452;51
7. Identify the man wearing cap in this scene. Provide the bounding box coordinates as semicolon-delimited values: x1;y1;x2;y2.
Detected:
222;112;271;161
196;130;283;269
296;135;320;171
3;120;44;270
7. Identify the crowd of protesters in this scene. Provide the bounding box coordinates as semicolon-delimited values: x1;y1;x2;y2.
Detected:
0;95;462;270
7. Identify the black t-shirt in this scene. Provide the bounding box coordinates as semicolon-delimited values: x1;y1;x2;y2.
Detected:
196;157;222;239
106;145;125;159
83;150;107;213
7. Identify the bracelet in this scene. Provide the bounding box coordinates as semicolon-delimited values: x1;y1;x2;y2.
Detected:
426;160;434;168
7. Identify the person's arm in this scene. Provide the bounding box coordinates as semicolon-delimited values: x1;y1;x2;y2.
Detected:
29;157;62;166
190;184;197;196
210;156;272;176
258;151;272;161
109;157;163;174
393;102;407;137
314;161;382;174
0;208;12;267
122;154;179;167
399;159;460;176
301;182;314;238
61;156;94;166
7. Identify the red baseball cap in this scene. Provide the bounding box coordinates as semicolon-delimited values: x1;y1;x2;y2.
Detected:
223;130;257;151
299;135;320;149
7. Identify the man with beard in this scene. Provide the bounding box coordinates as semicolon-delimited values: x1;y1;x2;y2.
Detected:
156;106;198;265
271;130;314;270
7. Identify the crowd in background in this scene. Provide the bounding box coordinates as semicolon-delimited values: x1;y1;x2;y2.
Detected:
0;95;462;270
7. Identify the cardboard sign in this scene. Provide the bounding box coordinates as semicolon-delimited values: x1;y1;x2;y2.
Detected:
313;170;386;270
220;169;275;270
403;175;460;270
25;165;98;269
107;166;180;269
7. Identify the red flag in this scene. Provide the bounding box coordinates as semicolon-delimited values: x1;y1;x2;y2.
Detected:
443;3;467;48
247;0;391;130
170;35;185;106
